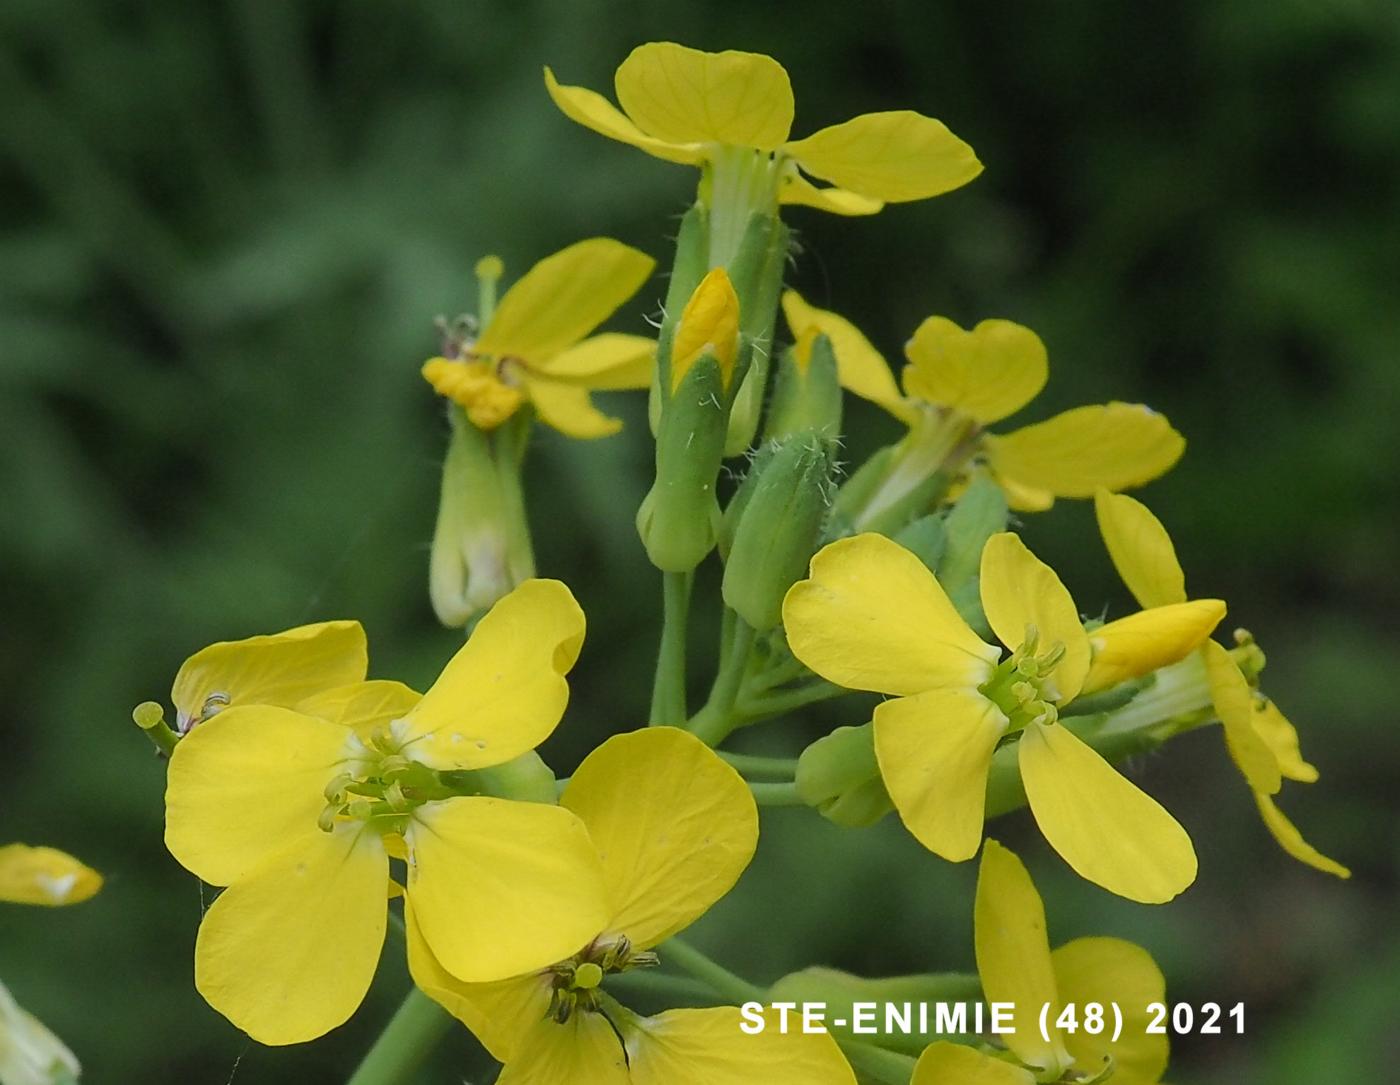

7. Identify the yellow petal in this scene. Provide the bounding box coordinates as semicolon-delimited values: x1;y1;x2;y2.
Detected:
903;317;1047;425
780;290;913;420
561;728;756;948
544;66;704;166
784;111;982;202
404;898;550;1062
627;1006;857;1085
405;797;607;983
1019;722;1197;903
874;690;1008;861
1252;698;1319;783
779;171;885;215
1051;937;1169;1085
0;845;102;906
979;533;1091;703
995;472;1056;512
1081;601;1226;696
615;43;793;150
401;579;585;770
538;333;656;390
295;680;422;738
984;403;1185;499
974;839;1072;1075
477;238;655;363
165;705;351;886
527;379;624;439
194;824;387;1045
1202;641;1282;795
1253;793;1350;878
913;1042;1037;1085
671;267;740;393
1093;490;1187;609
497;1011;631;1085
783;534;1000;697
171;620;367;725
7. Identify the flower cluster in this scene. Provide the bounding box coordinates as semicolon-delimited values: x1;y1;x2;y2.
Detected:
120;39;1348;1085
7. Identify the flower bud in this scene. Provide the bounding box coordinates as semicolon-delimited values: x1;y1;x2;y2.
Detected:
723;213;790;455
796;724;895;828
764;331;843;443
669;268;740;394
429;409;535;627
722;435;835;632
0;979;81;1085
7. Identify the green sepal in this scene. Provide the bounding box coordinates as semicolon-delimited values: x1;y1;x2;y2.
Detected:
796;723;895;828
638;353;729;571
723;213;790;455
1061;674;1155;717
721;435;835;631
936;473;1008;594
892;513;947;572
828;445;896;538
438;750;557;804
765;334;843;443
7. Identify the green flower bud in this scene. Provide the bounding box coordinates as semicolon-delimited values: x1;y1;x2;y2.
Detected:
721;435;835;631
651;204;710;433
796;723;895;828
722;213;790;456
429;408;535;627
764;332;843;443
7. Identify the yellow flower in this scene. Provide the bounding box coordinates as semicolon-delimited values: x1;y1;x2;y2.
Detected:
0;845;102;907
0;978;82;1085
407;727;855;1084
1095;490;1350;878
163;580;610;1044
163;617;368;734
545;42;981;218
782;292;1185;516
913;840;1169;1085
783;531;1207;903
422;239;656;438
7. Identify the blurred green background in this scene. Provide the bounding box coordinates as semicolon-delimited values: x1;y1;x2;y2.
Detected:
3;1;1397;1082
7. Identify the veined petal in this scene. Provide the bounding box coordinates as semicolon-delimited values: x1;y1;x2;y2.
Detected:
1093;490;1187;609
1203;641;1282;796
1081;601;1226;696
778;171;884;216
1051;937;1169;1085
781;290;913;420
903;317;1047;425
401;579;585;770
296;680;422;738
0;845;102;906
913;1042;1036;1085
615;43;793;149
404;899;550;1062
874;690;1008;861
1253;698;1319;783
537;333;655;390
498;1012;630;1085
194;824;388;1045
984;403;1185;499
171;620;367;724
561;728;756;949
527;379;624;439
974;840;1072;1075
980;533;1091;703
1253;793;1350;878
627;1006;856;1085
1019;721;1197;904
165;705;352;886
406;797;607;983
783;534;1000;697
544;67;704;165
784;111;982;202
477;238;655;364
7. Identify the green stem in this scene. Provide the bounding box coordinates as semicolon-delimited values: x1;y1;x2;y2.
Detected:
736;680;844;722
689;616;757;745
718;752;800;778
649;571;691;725
345;989;455;1085
661;937;765;1005
748;781;803;807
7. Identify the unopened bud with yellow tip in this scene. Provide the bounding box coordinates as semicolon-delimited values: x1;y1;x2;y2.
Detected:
669;267;740;394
